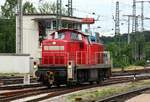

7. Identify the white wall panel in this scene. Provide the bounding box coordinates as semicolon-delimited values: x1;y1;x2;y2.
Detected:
0;54;30;73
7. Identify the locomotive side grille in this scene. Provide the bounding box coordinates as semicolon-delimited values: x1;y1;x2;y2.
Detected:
95;53;103;64
55;56;65;64
42;52;69;65
77;52;81;64
76;51;88;65
44;57;48;64
48;56;53;64
95;52;110;64
76;51;110;65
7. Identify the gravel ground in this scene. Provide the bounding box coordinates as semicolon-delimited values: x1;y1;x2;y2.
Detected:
40;80;150;102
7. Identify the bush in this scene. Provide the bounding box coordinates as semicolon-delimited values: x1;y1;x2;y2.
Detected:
134;60;145;66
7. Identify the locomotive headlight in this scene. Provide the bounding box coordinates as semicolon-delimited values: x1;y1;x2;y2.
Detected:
33;65;37;69
68;65;72;68
68;62;72;68
33;62;38;69
52;41;56;45
67;61;74;80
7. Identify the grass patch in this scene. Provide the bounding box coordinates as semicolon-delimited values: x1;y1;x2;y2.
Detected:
112;65;144;72
67;80;150;102
125;65;144;70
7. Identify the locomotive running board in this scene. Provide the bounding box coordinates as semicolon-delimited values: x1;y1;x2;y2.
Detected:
76;64;111;69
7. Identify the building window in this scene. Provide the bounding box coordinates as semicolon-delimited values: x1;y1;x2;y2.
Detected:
62;21;68;29
45;21;51;29
53;21;56;30
78;24;82;30
68;23;73;28
73;23;77;29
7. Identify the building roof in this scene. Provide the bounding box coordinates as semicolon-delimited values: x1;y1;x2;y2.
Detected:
23;13;83;23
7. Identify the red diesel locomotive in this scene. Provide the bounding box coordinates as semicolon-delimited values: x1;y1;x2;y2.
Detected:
36;29;111;86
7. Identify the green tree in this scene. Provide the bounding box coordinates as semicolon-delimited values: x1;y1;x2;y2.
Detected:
38;2;56;14
103;31;150;67
0;1;38;53
38;2;67;15
23;1;37;14
144;42;150;60
0;18;16;53
50;3;57;14
0;0;16;53
1;0;17;18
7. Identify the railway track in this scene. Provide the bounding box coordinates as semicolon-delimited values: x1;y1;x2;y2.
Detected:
97;86;150;102
0;86;47;99
0;77;37;85
0;86;67;101
112;68;150;76
0;83;42;90
0;68;149;86
0;68;148;86
0;75;150;102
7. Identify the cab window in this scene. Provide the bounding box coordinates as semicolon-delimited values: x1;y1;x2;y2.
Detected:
54;32;65;40
78;34;82;40
71;32;82;40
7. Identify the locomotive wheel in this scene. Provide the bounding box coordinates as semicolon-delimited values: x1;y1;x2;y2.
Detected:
89;81;94;85
76;82;81;86
46;81;52;88
96;80;101;84
56;83;60;87
46;83;52;88
67;81;76;87
67;82;72;87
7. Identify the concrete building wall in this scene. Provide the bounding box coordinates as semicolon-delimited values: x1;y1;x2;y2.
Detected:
0;54;30;73
22;16;40;59
16;14;82;60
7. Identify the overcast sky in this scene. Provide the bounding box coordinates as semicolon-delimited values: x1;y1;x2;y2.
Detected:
0;0;150;36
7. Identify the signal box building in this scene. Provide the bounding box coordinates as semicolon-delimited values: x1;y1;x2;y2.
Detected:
16;14;83;60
